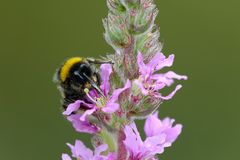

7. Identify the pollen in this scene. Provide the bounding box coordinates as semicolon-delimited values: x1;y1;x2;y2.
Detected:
85;82;91;89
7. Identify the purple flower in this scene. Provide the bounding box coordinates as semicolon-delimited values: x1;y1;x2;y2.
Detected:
135;51;187;100
123;112;182;159
144;112;182;147
63;63;131;126
62;140;115;160
123;123;165;159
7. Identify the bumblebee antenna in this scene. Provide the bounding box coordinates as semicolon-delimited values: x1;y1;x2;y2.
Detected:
82;73;105;97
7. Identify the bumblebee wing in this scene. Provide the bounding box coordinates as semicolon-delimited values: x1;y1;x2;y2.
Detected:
53;67;61;83
86;57;114;64
56;85;65;98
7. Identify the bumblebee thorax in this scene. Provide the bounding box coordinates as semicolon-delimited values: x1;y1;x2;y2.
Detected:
60;57;82;82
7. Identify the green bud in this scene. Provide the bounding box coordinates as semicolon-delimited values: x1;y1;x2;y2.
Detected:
107;0;126;13
130;101;161;120
103;13;131;49
141;0;155;9
120;0;140;9
135;29;162;55
132;80;142;96
128;7;158;35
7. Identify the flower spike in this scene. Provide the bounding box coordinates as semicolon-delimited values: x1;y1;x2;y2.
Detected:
57;1;187;159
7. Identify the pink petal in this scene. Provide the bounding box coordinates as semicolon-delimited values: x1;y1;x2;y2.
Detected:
144;114;183;155
80;108;96;121
94;144;108;156
62;154;72;160
107;153;117;160
147;52;166;69
63;100;94;116
66;143;76;157
153;82;166;91
75;140;93;158
152;74;174;86
109;79;131;103
143;135;166;155
163;71;188;81
154;84;182;100
63;100;81;115
152;71;187;87
67;114;100;134
102;102;119;113
123;122;143;155
145;134;166;146
155;54;175;70
67;140;93;159
144;111;163;137
164;123;182;143
134;79;149;95
100;64;113;96
137;51;148;75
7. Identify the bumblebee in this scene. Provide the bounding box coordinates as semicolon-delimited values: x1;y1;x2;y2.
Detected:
54;57;112;109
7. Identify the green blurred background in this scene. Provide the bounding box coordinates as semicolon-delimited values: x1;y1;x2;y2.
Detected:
0;0;239;159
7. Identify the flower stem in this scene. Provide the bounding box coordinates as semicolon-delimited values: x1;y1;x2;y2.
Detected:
117;129;127;160
99;130;116;152
123;37;136;79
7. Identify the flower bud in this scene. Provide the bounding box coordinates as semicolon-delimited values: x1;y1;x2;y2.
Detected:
120;0;140;9
103;13;131;49
135;29;162;57
141;0;155;9
107;0;126;13
128;7;158;34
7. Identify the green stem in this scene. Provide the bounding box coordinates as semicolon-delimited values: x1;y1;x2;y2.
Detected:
99;130;116;152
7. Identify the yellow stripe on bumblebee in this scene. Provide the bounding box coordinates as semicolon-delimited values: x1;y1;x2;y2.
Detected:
60;57;82;82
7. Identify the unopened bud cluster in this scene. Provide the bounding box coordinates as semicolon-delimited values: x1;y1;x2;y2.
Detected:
104;0;162;79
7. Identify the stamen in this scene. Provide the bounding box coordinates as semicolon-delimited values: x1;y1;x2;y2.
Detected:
84;88;98;104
